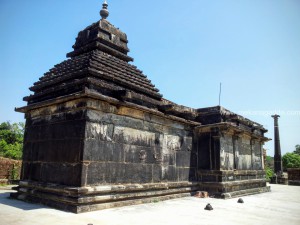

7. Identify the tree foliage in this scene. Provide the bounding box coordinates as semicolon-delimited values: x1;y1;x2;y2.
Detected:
265;166;274;181
265;156;274;170
265;155;274;181
293;145;300;155
282;152;300;169
0;122;24;160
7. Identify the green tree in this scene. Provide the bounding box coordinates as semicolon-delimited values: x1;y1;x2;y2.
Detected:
0;122;24;160
264;155;274;181
265;156;274;170
293;145;300;155
265;166;274;181
282;153;300;169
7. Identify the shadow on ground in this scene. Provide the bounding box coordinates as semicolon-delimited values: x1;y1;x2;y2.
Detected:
0;191;47;211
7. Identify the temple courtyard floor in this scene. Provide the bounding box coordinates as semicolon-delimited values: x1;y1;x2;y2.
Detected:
0;184;299;225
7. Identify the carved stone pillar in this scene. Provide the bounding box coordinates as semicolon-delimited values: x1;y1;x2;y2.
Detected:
250;138;256;170
233;131;243;170
211;128;221;170
272;115;282;174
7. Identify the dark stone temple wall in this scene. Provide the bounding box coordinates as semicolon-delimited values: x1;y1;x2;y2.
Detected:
252;140;264;170
82;98;196;186
194;122;267;198
196;134;211;170
287;168;300;186
238;136;252;170
196;129;264;172
20;96;198;185
21;103;86;186
220;133;234;170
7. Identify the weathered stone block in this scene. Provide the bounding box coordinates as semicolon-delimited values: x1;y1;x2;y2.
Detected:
83;139;124;162
86;162;108;185
176;151;191;167
124;145;157;164
201;175;217;182
163;154;176;166
124;163;153;184
161;166;177;182
152;164;162;183
113;126;156;147
177;167;196;182
40;163;82;186
24;162;42;181
85;122;114;141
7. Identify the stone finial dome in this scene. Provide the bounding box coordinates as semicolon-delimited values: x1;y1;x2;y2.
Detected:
100;0;109;19
67;1;132;62
67;19;133;62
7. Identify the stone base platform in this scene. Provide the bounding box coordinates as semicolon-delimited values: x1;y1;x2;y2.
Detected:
288;181;300;186
11;178;271;213
10;181;199;213
196;170;270;198
270;173;288;185
287;169;300;186
198;179;270;199
219;186;271;199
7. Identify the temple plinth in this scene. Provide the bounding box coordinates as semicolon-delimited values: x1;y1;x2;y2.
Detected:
11;2;271;213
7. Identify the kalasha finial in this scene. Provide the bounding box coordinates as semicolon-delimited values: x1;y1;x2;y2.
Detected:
271;114;280;121
100;0;109;20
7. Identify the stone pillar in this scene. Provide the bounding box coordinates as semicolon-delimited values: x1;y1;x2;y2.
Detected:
211;128;221;170
271;114;282;174
250;139;254;170
232;135;238;170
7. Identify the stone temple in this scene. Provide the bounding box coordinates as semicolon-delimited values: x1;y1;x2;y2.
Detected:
12;2;270;213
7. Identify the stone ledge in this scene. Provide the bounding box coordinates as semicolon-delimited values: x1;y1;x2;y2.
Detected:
11;182;197;213
220;186;271;199
288;180;300;186
17;180;199;196
14;185;198;205
11;179;270;213
198;179;268;197
200;179;267;187
197;170;266;176
11;191;193;213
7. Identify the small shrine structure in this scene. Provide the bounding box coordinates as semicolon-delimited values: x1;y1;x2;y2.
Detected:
12;2;270;213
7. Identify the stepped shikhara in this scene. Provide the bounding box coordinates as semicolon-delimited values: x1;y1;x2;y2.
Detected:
12;2;270;213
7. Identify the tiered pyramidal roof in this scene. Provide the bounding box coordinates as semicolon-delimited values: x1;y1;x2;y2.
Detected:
25;2;162;108
19;1;268;135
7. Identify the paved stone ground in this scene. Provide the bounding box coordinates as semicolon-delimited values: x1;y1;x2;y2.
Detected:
0;184;299;225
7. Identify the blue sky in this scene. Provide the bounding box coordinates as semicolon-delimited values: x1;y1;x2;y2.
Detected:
0;0;299;155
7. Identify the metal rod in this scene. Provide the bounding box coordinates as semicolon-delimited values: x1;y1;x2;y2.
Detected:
219;83;222;106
